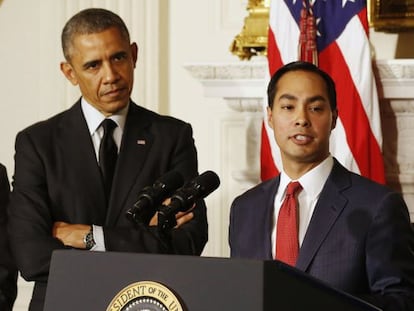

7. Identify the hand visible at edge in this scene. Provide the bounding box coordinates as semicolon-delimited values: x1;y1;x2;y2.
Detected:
149;198;195;227
52;221;91;249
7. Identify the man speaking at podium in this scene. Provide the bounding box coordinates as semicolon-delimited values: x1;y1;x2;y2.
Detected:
229;61;414;311
7;8;207;311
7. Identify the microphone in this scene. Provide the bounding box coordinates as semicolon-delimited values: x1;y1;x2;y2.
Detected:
157;170;220;232
126;170;184;224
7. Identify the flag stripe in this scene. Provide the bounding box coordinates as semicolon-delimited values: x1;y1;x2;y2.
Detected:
329;118;359;174
319;43;384;183
269;0;299;67
260;122;279;181
267;27;283;76
337;11;383;146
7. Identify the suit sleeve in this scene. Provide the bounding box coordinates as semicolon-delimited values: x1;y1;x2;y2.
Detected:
103;122;208;255
7;131;67;283
0;165;17;311
362;192;414;311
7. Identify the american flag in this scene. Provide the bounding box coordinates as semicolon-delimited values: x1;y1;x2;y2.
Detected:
261;0;385;184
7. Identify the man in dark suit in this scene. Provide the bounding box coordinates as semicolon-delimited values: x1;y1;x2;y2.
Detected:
7;8;207;311
229;61;414;311
0;164;17;311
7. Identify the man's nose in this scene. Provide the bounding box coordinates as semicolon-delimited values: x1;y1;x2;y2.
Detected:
103;63;120;83
295;109;310;127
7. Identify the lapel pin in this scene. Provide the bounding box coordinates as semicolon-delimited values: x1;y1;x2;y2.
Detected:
137;139;146;145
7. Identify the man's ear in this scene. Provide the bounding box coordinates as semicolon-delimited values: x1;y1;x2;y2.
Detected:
331;109;338;130
131;42;138;68
60;62;78;86
267;106;274;129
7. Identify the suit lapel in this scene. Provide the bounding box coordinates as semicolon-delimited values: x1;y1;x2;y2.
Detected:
296;160;350;271
57;102;107;222
106;104;153;225
263;177;281;259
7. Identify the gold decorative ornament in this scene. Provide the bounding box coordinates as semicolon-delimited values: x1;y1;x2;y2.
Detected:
368;0;414;32
106;281;184;311
230;0;270;60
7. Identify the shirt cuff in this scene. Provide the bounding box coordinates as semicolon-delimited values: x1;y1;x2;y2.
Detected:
91;225;106;251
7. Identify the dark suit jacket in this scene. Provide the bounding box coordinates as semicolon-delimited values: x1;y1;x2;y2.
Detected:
0;164;17;311
229;159;414;311
8;100;208;311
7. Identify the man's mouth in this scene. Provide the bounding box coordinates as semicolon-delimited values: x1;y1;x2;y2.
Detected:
291;134;312;144
101;87;128;98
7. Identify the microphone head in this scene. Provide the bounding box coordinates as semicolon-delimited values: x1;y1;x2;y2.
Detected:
192;170;220;197
153;170;185;194
127;170;184;224
157;170;220;232
169;170;220;212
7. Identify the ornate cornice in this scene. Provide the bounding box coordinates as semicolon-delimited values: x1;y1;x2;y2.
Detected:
376;59;414;79
185;59;414;100
184;60;267;80
376;59;414;99
184;60;268;98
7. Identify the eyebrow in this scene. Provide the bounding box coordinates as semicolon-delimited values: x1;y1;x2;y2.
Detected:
278;93;327;103
307;95;327;103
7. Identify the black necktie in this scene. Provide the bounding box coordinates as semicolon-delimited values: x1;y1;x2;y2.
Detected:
99;119;118;197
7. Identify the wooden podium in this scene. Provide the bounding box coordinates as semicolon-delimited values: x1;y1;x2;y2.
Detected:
44;250;381;311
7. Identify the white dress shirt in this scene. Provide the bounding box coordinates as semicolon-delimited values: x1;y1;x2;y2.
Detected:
271;156;334;258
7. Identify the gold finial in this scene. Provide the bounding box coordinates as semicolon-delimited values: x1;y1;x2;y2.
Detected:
230;0;270;60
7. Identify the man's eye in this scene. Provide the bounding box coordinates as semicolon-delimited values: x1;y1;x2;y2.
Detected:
114;53;127;62
86;62;99;70
309;106;323;112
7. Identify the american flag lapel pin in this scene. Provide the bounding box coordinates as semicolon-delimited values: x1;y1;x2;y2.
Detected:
137;139;146;145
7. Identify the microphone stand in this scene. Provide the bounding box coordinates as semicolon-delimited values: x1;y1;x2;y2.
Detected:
157;204;177;253
127;204;175;254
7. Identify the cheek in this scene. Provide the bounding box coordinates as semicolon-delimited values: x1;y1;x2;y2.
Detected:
79;77;100;93
271;115;289;130
315;120;335;139
271;120;288;142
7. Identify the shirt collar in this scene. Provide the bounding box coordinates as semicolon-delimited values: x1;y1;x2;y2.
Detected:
81;97;128;135
279;155;334;201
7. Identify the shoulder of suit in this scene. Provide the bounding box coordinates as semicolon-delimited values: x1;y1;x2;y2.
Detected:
130;102;191;128
17;102;80;138
235;176;280;201
20;109;71;133
331;158;394;195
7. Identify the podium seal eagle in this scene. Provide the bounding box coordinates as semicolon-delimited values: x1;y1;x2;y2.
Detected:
106;281;184;311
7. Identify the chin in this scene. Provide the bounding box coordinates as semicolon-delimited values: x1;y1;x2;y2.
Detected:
107;101;129;112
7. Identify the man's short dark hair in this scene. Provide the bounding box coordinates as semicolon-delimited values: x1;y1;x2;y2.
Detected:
267;61;337;111
61;8;130;61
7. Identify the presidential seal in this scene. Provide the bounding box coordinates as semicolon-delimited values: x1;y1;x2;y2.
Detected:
106;281;184;311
